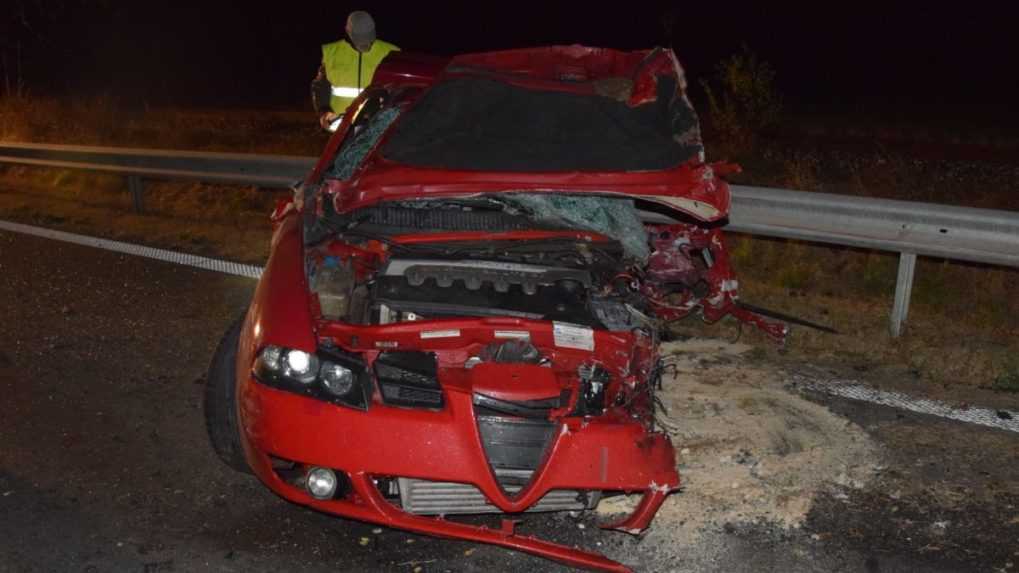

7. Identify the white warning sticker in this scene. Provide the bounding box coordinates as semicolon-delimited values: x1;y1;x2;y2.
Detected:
494;330;530;340
552;322;594;351
420;329;460;339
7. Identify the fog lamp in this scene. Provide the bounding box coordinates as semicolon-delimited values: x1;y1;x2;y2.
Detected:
306;467;338;500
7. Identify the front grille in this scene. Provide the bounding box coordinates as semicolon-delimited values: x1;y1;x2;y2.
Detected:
380;384;442;406
398;469;598;515
393;394;600;516
476;414;555;476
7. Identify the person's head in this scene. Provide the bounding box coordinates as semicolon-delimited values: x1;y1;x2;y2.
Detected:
345;11;376;53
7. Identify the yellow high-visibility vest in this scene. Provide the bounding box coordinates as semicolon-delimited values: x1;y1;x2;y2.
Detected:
322;39;399;114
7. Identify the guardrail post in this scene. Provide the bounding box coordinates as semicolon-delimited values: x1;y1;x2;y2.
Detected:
890;252;917;337
128;175;145;214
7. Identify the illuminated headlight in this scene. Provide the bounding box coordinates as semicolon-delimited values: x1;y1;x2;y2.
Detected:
283;350;318;384
320;363;354;396
253;345;370;410
256;346;318;385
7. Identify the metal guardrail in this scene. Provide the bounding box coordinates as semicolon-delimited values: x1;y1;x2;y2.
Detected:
2;142;1017;337
727;185;1019;336
0;142;311;210
727;186;1019;268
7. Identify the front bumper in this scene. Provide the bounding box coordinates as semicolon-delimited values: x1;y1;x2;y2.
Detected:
239;376;679;572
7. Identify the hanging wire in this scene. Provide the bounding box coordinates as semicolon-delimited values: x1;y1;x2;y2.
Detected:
729;318;743;344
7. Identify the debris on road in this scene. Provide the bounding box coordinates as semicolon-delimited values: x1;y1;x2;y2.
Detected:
599;338;880;559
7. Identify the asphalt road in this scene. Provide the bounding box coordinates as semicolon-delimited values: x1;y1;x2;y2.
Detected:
2;229;1017;573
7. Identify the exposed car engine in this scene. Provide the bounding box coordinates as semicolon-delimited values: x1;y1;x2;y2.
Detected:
306;195;779;338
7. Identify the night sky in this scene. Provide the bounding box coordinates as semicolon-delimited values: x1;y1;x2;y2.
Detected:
3;2;1018;122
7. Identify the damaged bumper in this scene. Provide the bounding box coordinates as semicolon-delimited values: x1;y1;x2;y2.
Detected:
239;359;678;572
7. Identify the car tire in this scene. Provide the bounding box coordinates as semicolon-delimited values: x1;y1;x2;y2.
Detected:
204;315;251;474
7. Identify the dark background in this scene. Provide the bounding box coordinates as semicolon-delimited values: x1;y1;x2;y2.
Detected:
2;1;1017;123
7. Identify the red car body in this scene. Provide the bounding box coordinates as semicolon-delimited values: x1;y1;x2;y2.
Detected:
227;46;785;572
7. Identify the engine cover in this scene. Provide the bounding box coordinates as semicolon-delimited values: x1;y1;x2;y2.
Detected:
383;258;592;293
372;257;595;322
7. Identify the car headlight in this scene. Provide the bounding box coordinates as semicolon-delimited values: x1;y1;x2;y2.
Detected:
254;345;369;410
282;350;318;384
260;345;283;370
320;363;355;396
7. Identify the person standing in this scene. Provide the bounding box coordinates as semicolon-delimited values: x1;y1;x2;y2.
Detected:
311;11;399;130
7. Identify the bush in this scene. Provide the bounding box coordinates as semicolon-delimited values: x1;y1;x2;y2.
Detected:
701;45;782;152
993;360;1019;393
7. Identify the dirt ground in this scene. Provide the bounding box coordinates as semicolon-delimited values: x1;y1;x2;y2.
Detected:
3;229;1018;572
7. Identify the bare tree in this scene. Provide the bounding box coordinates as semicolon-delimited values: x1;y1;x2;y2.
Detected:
1;0;111;97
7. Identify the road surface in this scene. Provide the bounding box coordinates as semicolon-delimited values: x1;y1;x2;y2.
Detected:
1;229;1016;572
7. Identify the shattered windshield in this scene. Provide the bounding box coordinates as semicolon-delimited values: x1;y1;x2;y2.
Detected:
500;194;649;261
326;106;401;181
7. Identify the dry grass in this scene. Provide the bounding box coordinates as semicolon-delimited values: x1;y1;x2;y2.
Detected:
713;234;1018;388
0;98;310;261
994;361;1019;393
0;166;284;264
1;96;327;154
703;95;1019;388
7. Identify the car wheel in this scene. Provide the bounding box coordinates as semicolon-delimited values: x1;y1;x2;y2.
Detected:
204;315;251;473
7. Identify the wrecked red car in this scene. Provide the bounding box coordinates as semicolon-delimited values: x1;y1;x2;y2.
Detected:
204;46;785;572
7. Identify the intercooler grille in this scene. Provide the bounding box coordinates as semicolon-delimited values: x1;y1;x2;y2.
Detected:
395;402;599;515
398;470;597;515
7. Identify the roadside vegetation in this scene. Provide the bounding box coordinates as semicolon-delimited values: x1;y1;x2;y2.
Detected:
686;47;1018;389
0;95;328;155
994;360;1019;393
0;51;1016;390
699;44;782;156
